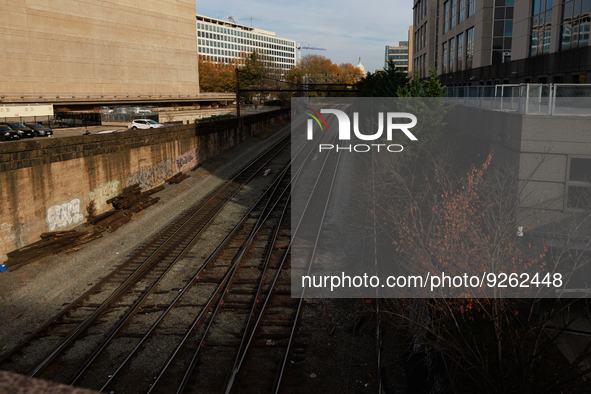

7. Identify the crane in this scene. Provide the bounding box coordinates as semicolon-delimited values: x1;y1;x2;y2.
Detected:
296;41;327;63
226;16;237;24
239;17;261;27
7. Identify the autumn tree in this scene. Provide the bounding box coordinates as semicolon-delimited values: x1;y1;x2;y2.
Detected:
286;54;343;97
198;55;235;92
338;62;364;84
198;51;272;102
297;54;341;76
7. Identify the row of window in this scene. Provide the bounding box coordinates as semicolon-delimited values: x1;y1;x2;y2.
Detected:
197;47;295;64
443;0;476;34
388;49;409;54
414;0;591;71
560;0;591;50
198;39;294;61
197;30;294;54
414;0;429;25
197;20;296;68
197;21;294;48
414;53;428;78
441;27;474;73
415;22;428;52
531;0;591;56
200;55;294;70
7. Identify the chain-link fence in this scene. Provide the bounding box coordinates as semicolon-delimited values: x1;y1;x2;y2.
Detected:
444;84;591;116
100;106;159;123
552;84;591;115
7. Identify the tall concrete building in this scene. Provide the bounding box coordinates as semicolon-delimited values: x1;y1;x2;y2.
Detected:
1;0;200;99
413;0;591;85
196;14;296;78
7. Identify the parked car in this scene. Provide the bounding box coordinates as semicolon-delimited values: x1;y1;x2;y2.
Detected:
129;119;164;129
0;125;20;141
0;123;35;138
24;123;54;137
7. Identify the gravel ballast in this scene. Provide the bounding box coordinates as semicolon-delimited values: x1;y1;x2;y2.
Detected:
0;126;289;355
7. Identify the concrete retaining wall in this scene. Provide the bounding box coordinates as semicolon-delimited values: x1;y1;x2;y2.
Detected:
0;108;290;262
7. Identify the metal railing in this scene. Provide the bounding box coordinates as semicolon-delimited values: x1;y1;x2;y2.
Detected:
444;84;591;116
0;92;235;103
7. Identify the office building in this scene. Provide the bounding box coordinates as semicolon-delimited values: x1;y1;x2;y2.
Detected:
413;0;591;85
385;41;411;74
196;14;296;78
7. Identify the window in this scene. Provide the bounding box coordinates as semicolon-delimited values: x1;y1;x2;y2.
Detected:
420;27;424;50
435;0;440;68
459;0;465;23
566;157;591;210
442;42;448;73
451;0;457;28
449;38;455;72
468;0;475;17
466;27;474;68
444;1;450;33
531;0;552;56
457;33;464;70
561;0;591;50
492;1;514;63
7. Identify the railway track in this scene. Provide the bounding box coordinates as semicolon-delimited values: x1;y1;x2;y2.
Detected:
0;105;356;393
0;131;290;376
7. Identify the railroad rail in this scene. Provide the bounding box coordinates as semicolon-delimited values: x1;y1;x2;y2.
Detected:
0;106;354;393
0;132;290;378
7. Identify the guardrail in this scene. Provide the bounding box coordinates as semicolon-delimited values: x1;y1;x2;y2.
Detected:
444;84;591;116
0;92;235;103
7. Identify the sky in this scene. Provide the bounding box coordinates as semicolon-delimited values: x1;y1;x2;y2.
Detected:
195;0;413;73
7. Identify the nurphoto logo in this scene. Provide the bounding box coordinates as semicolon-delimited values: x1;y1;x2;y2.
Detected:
306;108;418;153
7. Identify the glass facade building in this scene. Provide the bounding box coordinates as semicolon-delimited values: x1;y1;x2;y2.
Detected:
413;0;591;84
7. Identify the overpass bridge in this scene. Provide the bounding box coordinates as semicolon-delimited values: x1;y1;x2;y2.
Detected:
0;92;235;106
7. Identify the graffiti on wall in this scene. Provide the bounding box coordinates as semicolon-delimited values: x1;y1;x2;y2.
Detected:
175;149;196;172
88;180;120;212
125;158;175;190
46;198;84;231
